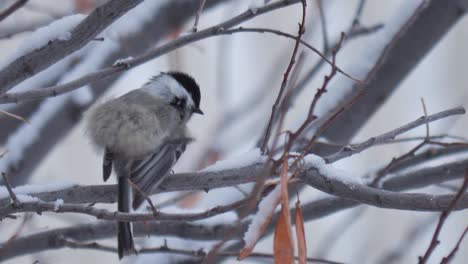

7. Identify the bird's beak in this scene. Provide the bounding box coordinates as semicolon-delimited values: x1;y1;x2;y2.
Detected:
193;108;204;115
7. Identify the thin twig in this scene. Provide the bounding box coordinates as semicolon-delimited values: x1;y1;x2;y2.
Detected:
1;172;19;206
324;107;465;163
377;216;437;264
421;98;429;138
0;213;31;256
0;109;30;124
1;196;249;222
127;179;158;215
288;32;347;168
192;0;207;32
317;0;329;53
222;27;360;82
0;0;28;23
351;0;367;29
60;238;342;263
259;0;308;152
440;226;468;264
418;171;468;264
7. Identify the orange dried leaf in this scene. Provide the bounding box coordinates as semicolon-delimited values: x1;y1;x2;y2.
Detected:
295;200;307;264
273;157;294;264
274;204;294;264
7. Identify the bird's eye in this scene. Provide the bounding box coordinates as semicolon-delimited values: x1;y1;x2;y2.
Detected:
171;97;186;108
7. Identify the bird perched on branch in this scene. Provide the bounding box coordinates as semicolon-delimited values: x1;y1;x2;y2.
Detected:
86;72;203;258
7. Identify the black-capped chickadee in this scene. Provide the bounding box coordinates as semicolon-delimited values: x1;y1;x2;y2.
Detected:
86;72;203;258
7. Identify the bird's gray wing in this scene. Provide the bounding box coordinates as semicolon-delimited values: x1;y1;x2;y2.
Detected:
129;137;190;209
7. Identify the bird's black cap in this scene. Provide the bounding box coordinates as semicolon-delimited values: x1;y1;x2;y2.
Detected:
166;71;202;113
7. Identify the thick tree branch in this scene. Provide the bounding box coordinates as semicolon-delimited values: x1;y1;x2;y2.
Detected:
1;0;234;186
0;0;307;104
2;159;468;220
0;0;144;94
319;0;468;147
0;164;264;207
300;167;468;211
382;158;468;191
2;157;467;261
3;151;468;210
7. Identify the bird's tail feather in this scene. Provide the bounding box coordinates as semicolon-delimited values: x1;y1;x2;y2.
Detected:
117;176;134;259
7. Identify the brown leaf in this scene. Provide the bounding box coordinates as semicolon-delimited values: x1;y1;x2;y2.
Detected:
295;200;307;264
274;203;294;264
273;157;294;264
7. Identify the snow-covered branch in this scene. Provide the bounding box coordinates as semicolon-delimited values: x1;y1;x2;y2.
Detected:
0;0;144;94
0;0;306;104
2;152;468;221
0;0;235;186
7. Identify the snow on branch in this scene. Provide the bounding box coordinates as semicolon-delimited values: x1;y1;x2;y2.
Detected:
1;158;467;261
0;14;85;71
0;0;144;94
2;153;468;221
0;0;342;104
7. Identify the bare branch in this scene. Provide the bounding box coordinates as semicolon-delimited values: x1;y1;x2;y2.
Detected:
317;0;329;53
221;27;359;82
0;109;30;124
0;196;248;222
377;216;437;264
418;172;468;264
191;0;207;32
259;0;308;152
1;172;19;205
57;238;344;264
440;226;468;264
324;107;465;163
0;0;28;23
